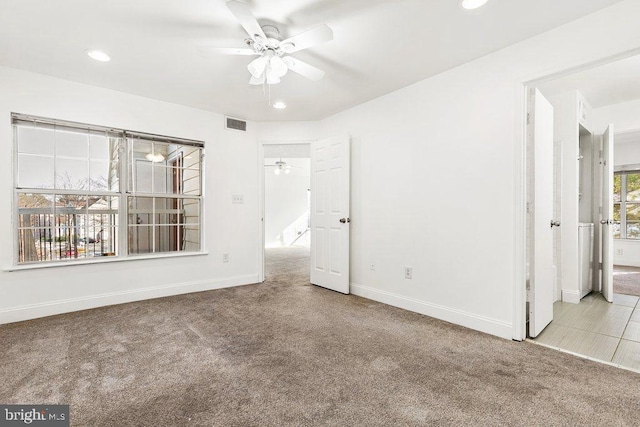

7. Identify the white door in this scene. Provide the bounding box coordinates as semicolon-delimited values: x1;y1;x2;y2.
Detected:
310;135;350;294
529;89;555;338
601;125;614;302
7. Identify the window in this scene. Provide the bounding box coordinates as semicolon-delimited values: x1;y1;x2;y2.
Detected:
13;114;203;265
613;171;640;240
126;135;202;254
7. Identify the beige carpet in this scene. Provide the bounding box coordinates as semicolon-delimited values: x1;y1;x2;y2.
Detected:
614;265;640;297
1;247;640;426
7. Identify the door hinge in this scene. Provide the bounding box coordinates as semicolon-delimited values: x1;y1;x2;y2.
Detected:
526;113;531;125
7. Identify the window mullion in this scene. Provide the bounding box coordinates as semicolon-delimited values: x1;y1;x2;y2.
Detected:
620;173;627;239
119;137;128;257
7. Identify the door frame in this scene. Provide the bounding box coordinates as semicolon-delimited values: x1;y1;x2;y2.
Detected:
515;47;640;341
257;139;315;282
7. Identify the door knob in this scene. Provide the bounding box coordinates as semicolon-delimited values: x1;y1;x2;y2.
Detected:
550;220;561;228
600;219;612;225
339;218;350;223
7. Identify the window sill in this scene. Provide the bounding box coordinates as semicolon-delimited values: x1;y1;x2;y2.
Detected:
613;239;640;244
4;251;209;272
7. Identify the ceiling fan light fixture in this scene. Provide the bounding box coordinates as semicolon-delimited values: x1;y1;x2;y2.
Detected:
273;159;292;175
266;72;281;85
270;56;288;77
462;0;488;9
249;74;265;85
248;56;268;78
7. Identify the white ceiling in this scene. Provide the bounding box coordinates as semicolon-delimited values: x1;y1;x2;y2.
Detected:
538;54;640;109
0;0;624;121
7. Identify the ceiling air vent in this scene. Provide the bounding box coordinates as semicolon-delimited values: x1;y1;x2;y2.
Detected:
225;116;247;132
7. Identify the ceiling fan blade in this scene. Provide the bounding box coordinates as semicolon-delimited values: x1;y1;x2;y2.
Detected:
226;0;267;41
282;57;325;81
280;24;333;53
198;47;258;56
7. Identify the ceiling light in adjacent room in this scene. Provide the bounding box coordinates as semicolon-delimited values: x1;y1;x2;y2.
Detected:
273;160;291;175
462;0;488;10
273;101;287;110
87;50;111;62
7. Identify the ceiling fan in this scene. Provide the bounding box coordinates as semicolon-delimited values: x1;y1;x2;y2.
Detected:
265;159;295;175
204;0;333;85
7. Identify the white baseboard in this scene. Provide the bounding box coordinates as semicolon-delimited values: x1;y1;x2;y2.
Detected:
350;283;513;340
561;289;581;304
0;274;260;325
613;258;640;268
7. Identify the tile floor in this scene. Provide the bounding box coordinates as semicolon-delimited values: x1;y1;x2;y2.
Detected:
534;292;640;371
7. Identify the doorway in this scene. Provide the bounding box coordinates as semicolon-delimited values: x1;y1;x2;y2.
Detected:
260;142;311;285
258;136;352;294
525;53;640;371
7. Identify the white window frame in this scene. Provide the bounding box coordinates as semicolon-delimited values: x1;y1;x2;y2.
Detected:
614;170;640;240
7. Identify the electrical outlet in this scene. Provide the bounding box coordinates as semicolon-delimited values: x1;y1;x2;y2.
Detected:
616;248;623;256
223;253;229;263
405;267;412;279
370;263;376;271
231;194;244;204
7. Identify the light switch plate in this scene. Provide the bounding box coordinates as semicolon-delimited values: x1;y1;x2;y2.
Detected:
232;194;244;204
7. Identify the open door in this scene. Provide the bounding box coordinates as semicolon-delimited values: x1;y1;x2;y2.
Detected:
601;125;614;302
310;135;350;294
528;89;555;338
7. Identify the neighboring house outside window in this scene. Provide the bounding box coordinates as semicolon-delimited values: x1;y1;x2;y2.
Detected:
13;114;203;265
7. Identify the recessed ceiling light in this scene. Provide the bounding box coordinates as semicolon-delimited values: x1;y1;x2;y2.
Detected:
273;101;287;110
462;0;488;10
87;50;111;62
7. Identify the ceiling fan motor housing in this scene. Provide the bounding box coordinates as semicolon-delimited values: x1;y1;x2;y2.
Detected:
246;25;295;56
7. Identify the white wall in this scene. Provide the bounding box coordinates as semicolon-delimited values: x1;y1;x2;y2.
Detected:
0;66;261;324
614;141;640;166
257;121;320;142
315;1;640;339
264;158;310;247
